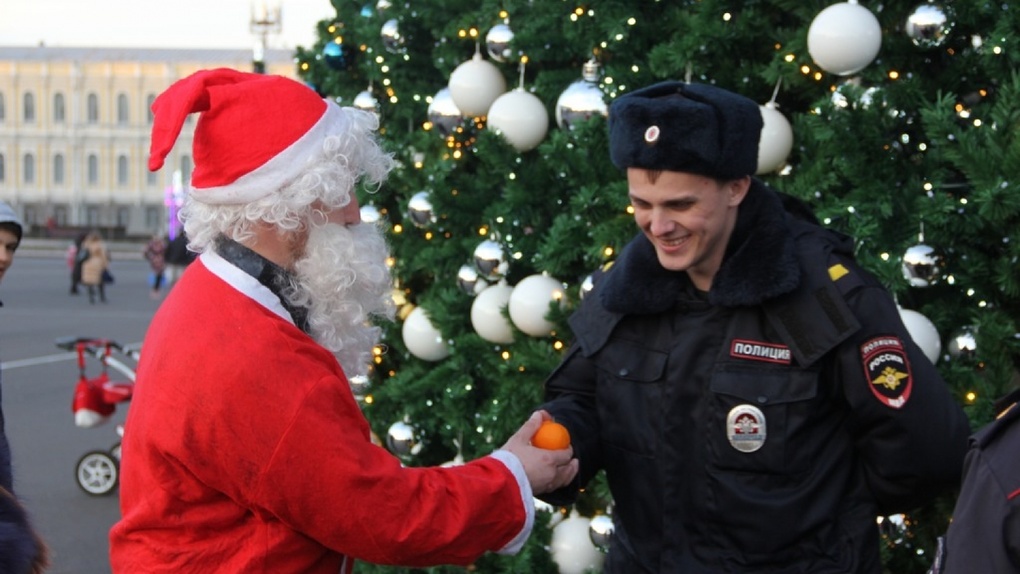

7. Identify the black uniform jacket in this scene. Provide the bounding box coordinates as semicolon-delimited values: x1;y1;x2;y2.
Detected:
932;390;1020;574
541;181;970;573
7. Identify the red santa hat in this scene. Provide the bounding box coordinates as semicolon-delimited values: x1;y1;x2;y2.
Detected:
148;68;352;205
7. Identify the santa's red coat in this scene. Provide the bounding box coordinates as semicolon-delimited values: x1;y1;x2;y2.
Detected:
109;252;532;573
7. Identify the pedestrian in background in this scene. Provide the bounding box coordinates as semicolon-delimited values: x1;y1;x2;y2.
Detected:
0;200;51;573
163;227;195;288
79;231;111;304
142;233;168;299
68;230;88;295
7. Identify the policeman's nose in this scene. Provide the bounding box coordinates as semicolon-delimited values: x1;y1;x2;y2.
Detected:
648;212;676;236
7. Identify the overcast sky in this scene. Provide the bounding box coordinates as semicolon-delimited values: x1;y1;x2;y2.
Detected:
0;0;333;49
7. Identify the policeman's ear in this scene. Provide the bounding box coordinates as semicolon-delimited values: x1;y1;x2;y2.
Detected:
725;176;752;207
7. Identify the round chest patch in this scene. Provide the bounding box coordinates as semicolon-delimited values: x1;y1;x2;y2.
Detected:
726;404;767;453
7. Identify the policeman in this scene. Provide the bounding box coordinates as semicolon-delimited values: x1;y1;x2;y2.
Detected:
538;81;971;573
929;389;1020;573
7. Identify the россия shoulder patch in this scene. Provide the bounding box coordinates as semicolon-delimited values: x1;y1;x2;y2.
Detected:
860;336;912;409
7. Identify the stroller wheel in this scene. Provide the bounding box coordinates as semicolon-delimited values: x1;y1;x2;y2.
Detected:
76;451;119;496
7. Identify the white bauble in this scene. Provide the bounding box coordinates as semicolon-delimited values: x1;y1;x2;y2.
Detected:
898;308;941;364
508;273;565;337
487;89;550;152
470;283;515;344
807;1;882;75
448;52;506;117
401;306;450;362
757;102;794;174
551;512;604;574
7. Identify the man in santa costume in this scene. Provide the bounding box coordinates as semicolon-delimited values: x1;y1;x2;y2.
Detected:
108;68;578;573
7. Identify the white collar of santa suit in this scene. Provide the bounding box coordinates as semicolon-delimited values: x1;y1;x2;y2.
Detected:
199;249;296;327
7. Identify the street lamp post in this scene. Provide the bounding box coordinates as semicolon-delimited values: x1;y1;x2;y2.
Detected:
250;3;282;74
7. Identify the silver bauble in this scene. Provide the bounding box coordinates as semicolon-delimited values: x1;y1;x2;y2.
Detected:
948;327;978;360
456;263;487;296
905;4;952;48
579;273;595;300
473;239;509;281
901;244;941;287
485;23;514;62
380;18;405;54
360;204;382;224
555;60;607;130
349;374;372;397
427;87;463;139
386;421;416;456
588;514;615;550
353;89;380;114
407;191;436;227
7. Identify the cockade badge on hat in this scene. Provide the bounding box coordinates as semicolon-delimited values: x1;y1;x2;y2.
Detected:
644;125;660;144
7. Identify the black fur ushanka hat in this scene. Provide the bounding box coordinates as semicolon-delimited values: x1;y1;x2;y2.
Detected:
608;81;763;180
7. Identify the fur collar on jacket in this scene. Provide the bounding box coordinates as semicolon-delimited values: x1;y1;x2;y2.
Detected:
599;179;802;314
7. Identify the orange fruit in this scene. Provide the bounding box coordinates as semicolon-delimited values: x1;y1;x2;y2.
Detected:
531;420;571;450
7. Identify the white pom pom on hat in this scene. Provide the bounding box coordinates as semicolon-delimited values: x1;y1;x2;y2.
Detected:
148;68;357;205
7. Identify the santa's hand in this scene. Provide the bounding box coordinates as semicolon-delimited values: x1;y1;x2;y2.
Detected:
502;411;578;494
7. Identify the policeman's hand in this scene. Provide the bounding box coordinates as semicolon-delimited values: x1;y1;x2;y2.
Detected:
501;411;579;495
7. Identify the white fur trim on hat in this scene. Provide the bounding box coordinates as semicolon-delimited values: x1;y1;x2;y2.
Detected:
191;103;353;205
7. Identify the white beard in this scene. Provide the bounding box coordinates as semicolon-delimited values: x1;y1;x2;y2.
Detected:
283;223;394;378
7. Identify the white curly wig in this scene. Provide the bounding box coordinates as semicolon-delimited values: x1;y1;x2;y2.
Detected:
180;107;394;252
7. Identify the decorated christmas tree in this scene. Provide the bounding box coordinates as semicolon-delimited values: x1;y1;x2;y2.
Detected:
295;1;1020;572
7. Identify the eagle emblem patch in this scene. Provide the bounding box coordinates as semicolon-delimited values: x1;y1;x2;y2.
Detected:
861;336;913;409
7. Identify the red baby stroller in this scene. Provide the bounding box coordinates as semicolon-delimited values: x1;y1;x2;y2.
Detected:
57;337;140;496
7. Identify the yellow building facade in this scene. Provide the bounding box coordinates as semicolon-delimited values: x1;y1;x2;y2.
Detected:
0;46;297;237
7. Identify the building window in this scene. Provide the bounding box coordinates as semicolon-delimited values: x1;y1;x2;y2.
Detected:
117;155;129;186
117;207;130;227
87;93;99;124
23;92;35;123
87;205;100;227
87;154;99;185
146;169;158;186
54;153;65;184
0;154;4;182
0;93;5;122
23;154;35;184
54;93;66;123
145;206;161;230
54;206;68;226
146;94;156;123
117;93;129;125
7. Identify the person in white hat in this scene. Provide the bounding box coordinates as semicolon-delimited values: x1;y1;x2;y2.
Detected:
0;200;50;574
108;68;577;573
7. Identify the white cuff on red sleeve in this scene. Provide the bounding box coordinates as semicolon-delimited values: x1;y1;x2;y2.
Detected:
489;449;535;555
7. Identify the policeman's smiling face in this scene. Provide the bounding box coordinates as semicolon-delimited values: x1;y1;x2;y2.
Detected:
627;169;749;292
